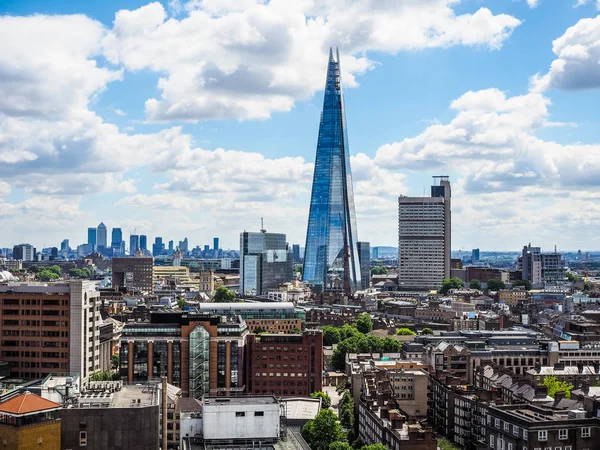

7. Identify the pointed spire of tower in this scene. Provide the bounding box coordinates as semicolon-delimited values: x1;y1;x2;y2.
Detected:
328;46;334;62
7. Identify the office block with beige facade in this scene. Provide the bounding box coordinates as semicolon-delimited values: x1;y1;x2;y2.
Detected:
0;281;101;381
498;288;528;306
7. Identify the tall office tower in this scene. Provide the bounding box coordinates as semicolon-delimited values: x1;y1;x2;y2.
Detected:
87;227;97;249
60;239;70;252
356;242;371;290
111;227;123;255
96;222;107;249
292;244;301;263
152;237;163;256
398;176;451;291
168;240;174;255
130;235;139;255
179;237;189;255
240;230;293;296
303;48;361;293
140;235;147;251
213;237;219;251
522;244;542;284
472;248;480;262
0;281;101;381
541;252;566;282
203;245;210;253
12;244;35;261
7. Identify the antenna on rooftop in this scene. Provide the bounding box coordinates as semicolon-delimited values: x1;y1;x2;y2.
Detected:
260;218;266;233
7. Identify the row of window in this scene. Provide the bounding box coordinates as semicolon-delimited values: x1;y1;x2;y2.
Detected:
254;372;307;378
492;417;591;440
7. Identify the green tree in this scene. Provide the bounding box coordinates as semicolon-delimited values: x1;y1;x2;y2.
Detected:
294;264;303;276
311;391;332;409
48;265;62;276
322;326;342;346
331;336;361;370
354;313;373;334
566;272;578;282
213;286;237;302
90;371;120;381
396;328;415;336
177;298;186;309
329;443;353;450
438;438;461;450
512;279;532;290
469;279;482;290
371;266;388;275
487;278;506;291
111;354;120;371
360;445;386;450
301;409;344;450
70;268;92;279
440;277;464;294
542;376;573;399
339;324;361;341
339;391;355;430
37;270;59;282
28;265;41;273
421;327;433;335
382;337;402;353
335;380;348;395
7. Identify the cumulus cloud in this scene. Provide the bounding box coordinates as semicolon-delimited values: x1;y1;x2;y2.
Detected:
102;0;520;122
526;0;541;8
530;15;600;91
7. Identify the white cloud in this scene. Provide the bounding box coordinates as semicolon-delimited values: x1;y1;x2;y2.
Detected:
110;108;126;116
530;15;600;91
102;0;520;122
526;0;541;8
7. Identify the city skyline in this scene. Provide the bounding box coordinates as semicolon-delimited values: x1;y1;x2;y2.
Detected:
1;1;600;250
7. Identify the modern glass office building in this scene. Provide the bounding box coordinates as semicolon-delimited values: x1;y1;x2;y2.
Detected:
303;48;361;293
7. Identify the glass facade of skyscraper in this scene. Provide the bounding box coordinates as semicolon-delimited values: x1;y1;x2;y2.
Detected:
303;48;361;292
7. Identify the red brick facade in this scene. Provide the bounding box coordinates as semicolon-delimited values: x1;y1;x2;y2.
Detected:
246;331;323;397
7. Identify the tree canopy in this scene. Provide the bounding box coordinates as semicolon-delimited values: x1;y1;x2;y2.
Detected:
322;326;342;346
329;443;352;450
396;328;415;336
37;270;59;282
469;279;482;290
354;313;373;334
213;286;237;302
371;266;388;275
360;445;387;450
69;268;91;279
440;277;464;294
542;376;573;399
566;272;578;282
301;409;344;450
487;278;506;291
310;391;332;409
421;327;433;335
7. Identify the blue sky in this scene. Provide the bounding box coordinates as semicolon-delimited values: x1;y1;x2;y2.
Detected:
1;0;600;252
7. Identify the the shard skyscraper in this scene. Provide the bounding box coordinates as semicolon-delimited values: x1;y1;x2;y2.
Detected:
303;48;361;293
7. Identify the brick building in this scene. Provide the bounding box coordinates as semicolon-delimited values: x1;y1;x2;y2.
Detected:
112;256;154;294
0;392;61;450
0;281;101;381
120;312;248;397
246;331;323;396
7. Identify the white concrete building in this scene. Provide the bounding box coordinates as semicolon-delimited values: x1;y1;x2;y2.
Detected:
398;177;451;291
202;396;281;442
68;280;102;382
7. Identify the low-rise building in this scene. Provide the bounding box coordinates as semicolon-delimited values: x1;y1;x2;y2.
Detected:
486;404;600;450
0;392;62;450
498;289;528;306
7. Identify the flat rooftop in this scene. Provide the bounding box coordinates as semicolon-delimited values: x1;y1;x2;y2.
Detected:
198;302;294;310
203;396;278;405
73;384;158;409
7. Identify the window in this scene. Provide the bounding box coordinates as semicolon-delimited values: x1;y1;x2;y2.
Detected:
235;412;245;417
255;411;264;417
490;435;495;448
508;444;513;450
79;431;87;447
564;447;571;450
514;425;520;436
538;431;547;441
505;422;510;432
523;430;528;440
581;427;591;438
523;447;527;450
554;447;562;450
559;430;567;440
496;419;501;428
